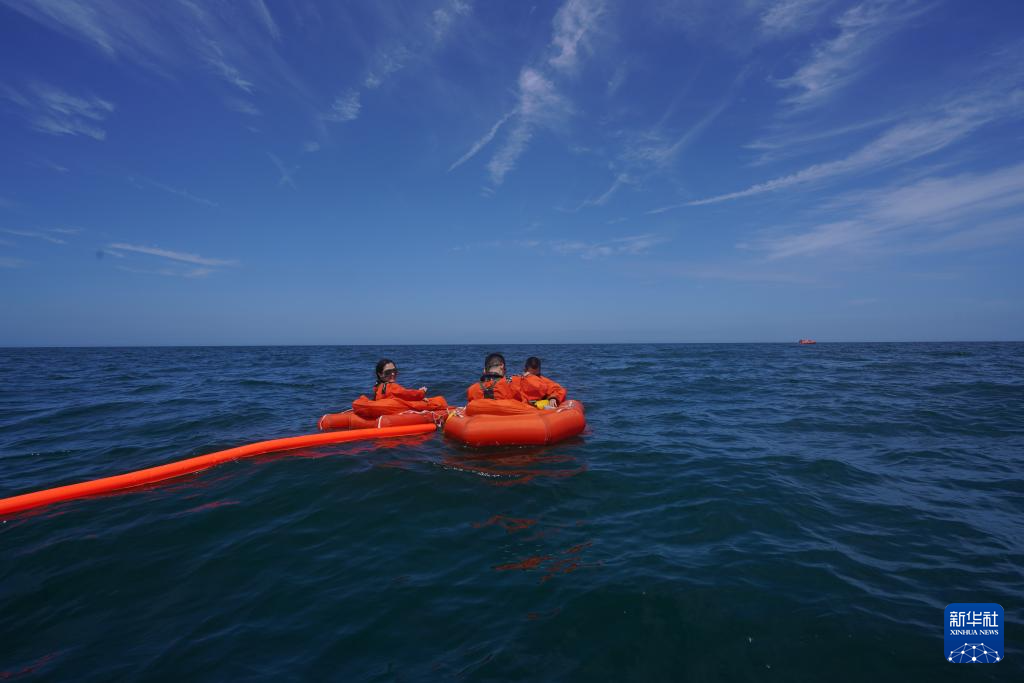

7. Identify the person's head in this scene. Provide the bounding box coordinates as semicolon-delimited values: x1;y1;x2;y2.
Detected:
524;356;542;376
483;352;506;376
375;358;398;384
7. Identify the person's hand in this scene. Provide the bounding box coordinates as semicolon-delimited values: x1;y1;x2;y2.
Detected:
548;399;558;408
419;386;428;393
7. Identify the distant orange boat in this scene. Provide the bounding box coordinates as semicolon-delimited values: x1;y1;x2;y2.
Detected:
798;339;816;345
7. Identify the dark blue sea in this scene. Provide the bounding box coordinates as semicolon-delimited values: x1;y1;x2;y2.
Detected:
1;344;1022;681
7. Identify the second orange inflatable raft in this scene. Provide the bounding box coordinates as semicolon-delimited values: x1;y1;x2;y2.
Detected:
443;399;586;447
319;395;450;431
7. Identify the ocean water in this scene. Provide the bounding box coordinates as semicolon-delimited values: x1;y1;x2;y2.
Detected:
1;343;1022;681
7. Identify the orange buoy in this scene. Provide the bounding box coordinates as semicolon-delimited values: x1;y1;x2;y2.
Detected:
0;423;437;517
444;399;586;447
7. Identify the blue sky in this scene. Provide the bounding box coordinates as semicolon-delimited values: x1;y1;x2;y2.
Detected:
1;0;1022;345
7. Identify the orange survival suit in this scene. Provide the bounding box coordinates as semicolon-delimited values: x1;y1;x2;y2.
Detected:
373;382;427;402
466;373;524;402
520;373;567;404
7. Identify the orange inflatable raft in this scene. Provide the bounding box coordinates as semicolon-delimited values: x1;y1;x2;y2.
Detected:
443;399;586;447
319;395;450;431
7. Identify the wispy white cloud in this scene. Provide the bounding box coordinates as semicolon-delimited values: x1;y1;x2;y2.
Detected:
41;159;69;173
456;0;602;186
589;174;631;207
549;0;606;73
3;0;120;56
760;0;835;37
323;90;361;123
606;64;628;96
202;38;254;92
303;141;321;153
1;228;69;245
752;220;870;260
364;48;409;90
449;233;661;259
488;68;571;184
361;1;473;91
449;110;514;172
751;162;1024;259
625;96;733;168
431;0;472;43
0;256;28;268
2;82;114;140
250;0;280;42
554;233;665;259
108;242;238;267
96;243;221;279
744;114;898;166
116;265;215;278
448;238;527;253
225;97;261;116
268;153;298;188
487;120;535;186
843;163;1024;225
657;261;815;284
778;0;929;109
2;1;312;108
919;216;1024;253
316;0;472;147
611;68;748;188
670;79;1024;209
571;174;632;210
649;0;787;50
134;178;219;208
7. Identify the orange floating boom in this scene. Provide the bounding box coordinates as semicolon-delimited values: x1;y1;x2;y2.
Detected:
0;423;437;517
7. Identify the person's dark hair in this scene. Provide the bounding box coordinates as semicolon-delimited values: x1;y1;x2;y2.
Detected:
375;358;395;383
524;356;542;373
484;352;505;372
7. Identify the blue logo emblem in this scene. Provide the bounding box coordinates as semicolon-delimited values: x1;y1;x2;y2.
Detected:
945;603;1003;663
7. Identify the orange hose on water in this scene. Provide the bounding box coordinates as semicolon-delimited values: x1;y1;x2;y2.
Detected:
0;423;437;517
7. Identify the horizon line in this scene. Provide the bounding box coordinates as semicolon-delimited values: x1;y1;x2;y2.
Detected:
2;340;1022;350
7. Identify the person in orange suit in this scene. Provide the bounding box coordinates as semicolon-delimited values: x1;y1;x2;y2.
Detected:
372;358;428;401
520;356;567;408
466;352;523;402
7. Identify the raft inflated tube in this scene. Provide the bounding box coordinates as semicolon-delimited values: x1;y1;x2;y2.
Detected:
444;399;586;447
0;423;437;517
319;410;447;431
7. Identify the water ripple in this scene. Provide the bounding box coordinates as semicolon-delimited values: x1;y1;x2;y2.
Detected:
1;343;1022;680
